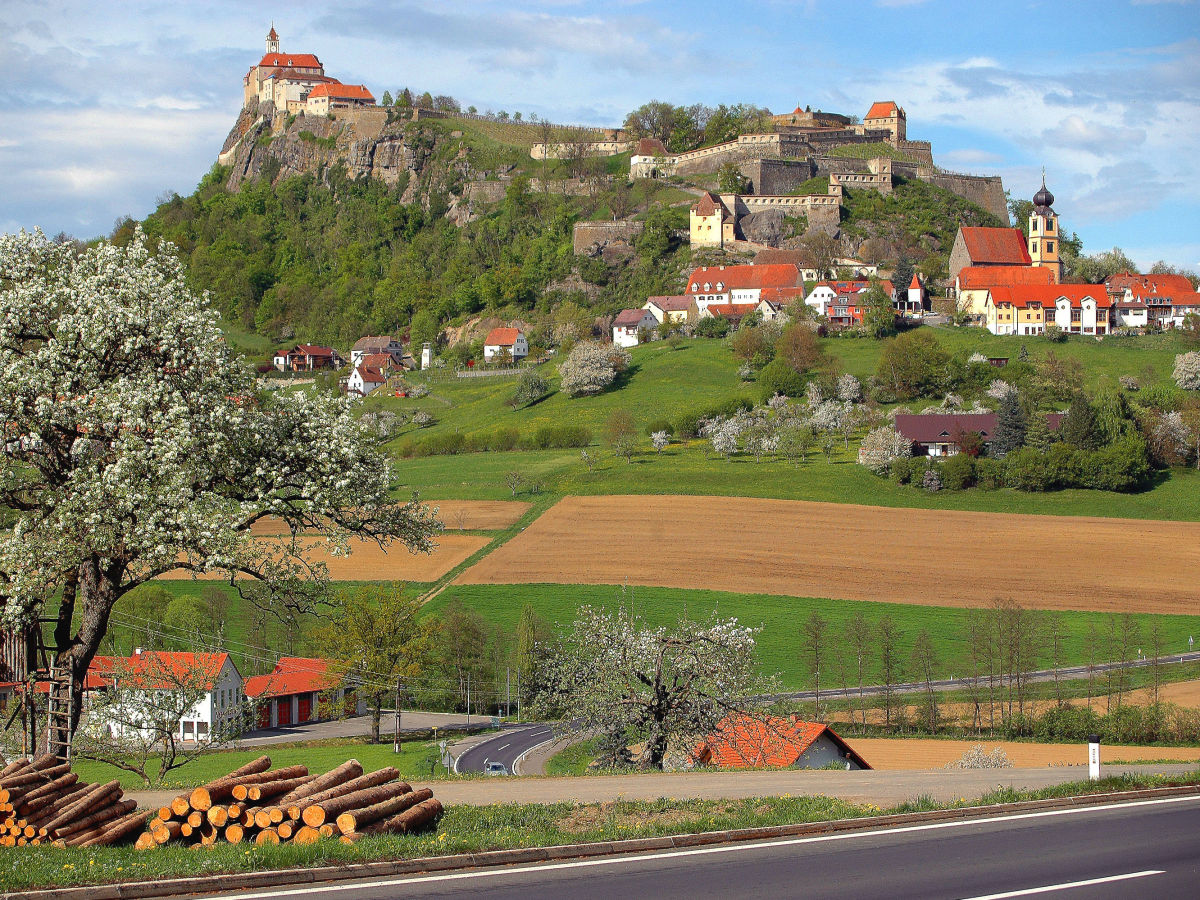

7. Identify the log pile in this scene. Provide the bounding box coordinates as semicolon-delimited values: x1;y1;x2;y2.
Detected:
143;756;442;849
0;754;148;847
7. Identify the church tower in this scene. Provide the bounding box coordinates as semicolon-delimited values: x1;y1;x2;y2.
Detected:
265;25;280;54
1028;174;1062;284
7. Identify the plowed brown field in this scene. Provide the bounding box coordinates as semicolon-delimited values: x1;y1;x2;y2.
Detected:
162;534;488;582
850;737;1200;770
456;495;1200;614
249;500;529;536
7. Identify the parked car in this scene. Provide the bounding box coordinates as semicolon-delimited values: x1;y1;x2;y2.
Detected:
484;761;509;776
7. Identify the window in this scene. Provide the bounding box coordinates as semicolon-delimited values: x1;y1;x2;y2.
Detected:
1046;241;1054;253
1031;240;1038;253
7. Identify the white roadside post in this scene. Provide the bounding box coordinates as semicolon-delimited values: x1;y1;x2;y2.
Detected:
1088;733;1101;782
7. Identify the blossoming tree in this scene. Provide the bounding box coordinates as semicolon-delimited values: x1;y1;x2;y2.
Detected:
0;230;441;752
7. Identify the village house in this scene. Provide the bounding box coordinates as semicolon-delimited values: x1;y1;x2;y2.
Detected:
753;248;823;283
689;192;736;248
689;714;871;771
272;344;341;372
699;303;760;328
1106;275;1200;329
642;295;694;324
244;657;364;730
88;650;245;744
612;308;659;348
684;264;804;314
894;412;1064;457
955;265;1055;318
347;352;395;396
984;285;1111;336
306;82;375;115
483;327;529;362
351;335;407;368
805;279;897;321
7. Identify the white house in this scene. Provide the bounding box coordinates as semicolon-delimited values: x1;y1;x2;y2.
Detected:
89;650;244;744
351;336;406;368
1114;299;1149;329
612;308;659;348
684;264;804;315
347;362;387;396
643;295;693;324
483;327;529;362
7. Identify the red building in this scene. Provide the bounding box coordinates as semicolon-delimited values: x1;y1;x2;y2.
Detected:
244;657;364;730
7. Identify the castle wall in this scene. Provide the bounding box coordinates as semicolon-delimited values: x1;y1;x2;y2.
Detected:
921;173;1009;222
330;106;388;141
737;194;841;230
738;158;817;194
531;140;634;160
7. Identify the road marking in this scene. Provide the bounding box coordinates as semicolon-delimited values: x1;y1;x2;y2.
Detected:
958;870;1163;899
496;743;510;751
198;795;1200;899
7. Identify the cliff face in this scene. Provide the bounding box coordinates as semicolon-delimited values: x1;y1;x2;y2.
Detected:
217;100;461;204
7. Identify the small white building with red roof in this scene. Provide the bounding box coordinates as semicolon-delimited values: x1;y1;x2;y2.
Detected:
612;308;659;348
483;327;529;362
306;83;376;115
244;657;364;730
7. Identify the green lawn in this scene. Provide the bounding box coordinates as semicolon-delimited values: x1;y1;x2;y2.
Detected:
73;738;446;791
425;584;1200;691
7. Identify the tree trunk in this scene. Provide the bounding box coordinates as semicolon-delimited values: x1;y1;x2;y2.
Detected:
370;696;382;744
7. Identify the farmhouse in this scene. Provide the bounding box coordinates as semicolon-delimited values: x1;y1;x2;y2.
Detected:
88;650;244;744
690;714;871;771
273;344;341;372
685;264;803;314
643;295;694;324
984;285;1111;336
483;327;529;362
347;355;391;396
244;657;364;730
699;303;760;327
612;308;659;348
805;279;897;321
895;412;1064;456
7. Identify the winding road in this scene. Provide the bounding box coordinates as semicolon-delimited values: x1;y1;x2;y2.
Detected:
454;724;555;775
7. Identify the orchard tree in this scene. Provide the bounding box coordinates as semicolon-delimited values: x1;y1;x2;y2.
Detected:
0;230;441;752
857;425;911;473
558;341;625;396
1174;351;1200;390
535;606;765;769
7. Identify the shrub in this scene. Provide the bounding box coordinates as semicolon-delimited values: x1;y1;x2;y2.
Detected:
645;418;674;437
512;370;549;406
1174;351;1200;390
411;410;434;428
1044;324;1066;342
421;431;466;456
921;467;943;492
888;456;923;485
974;457;1004;490
693;316;729;338
1078;435;1152;492
874;331;949;401
858;426;912;474
939;453;975;490
674;397;754;440
757;357;806;402
651;431;670;453
528;424;592;449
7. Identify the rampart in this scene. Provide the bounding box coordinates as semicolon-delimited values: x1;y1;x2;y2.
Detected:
531;140;634;160
738;158;816;194
922;172;1008;221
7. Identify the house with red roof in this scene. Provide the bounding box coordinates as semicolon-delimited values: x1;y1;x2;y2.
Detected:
862;100;906;144
642;295;695;325
690;714;870;771
948;226;1032;282
955;265;1055;317
347;354;392;396
895;412;1064;456
805;279;898;323
306;83;376;115
273;344;342;372
689;192;736;248
698;303;761;328
87;650;245;744
483;327;529;362
684;264;803;314
612;308;659;348
984;285;1111;336
244;657;365;730
1105;274;1200;329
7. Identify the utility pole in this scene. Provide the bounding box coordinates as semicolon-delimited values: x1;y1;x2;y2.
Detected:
466;671;471;727
516;668;521;724
506;667;511;718
394;675;402;754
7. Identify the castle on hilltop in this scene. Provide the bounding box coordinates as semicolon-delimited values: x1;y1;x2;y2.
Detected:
242;27;374;114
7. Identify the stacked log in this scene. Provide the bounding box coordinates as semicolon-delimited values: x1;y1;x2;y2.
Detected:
0;755;148;847
143;757;442;848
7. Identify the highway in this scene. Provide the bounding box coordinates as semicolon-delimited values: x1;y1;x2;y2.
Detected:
204;794;1200;899
454;723;554;775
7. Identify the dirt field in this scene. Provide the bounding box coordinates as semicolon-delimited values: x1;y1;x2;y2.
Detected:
457;495;1200;614
162;534;489;582
850;737;1200;770
249;500;529;536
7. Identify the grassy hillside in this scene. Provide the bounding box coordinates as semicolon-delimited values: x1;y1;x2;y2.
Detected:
427;583;1200;690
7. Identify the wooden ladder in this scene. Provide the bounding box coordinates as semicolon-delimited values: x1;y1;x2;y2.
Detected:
45;667;73;762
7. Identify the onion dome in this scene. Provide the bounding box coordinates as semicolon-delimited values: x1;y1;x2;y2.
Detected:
1032;174;1054;210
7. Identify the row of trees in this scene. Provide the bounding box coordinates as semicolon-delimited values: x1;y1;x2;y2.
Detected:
622;101;774;153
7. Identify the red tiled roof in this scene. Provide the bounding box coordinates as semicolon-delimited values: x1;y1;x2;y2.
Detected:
360;353;393;369
959;227;1032;267
1106;271;1195;296
687;264;802;294
244;657;340;699
645;295;692;311
294;344;336;357
706;303;759;318
308;83;374;102
635;137;668;156
485;327;522;346
353;335;397;351
90;651;232;692
957;265;1054;290
896;412;1063;443
909;274;922;290
258;52;322;69
692;714;870;770
355;365;386;384
759;286;806;304
865;101;899;120
988;284;1111;309
754;248;816;268
613;308;652;327
691;192;727;218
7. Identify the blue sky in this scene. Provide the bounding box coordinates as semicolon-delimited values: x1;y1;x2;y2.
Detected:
2;0;1198;269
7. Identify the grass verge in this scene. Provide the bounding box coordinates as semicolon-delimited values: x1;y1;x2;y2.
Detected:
6;770;1197;892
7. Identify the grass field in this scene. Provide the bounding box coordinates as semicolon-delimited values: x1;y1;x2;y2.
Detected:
426;583;1200;690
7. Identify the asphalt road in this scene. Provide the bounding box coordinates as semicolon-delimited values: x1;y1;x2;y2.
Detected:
454;724;554;775
203;794;1200;899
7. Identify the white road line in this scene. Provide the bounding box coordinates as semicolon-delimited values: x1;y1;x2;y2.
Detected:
197;794;1200;900
496;743;510;751
958;870;1164;899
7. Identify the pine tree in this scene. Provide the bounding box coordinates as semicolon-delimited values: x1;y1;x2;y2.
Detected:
398;88;412;107
1061;393;1102;450
1025;410;1054;452
381;90;393;107
1018;344;1029;362
991;391;1027;457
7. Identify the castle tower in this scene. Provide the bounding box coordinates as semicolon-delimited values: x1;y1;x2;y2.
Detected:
1028;173;1062;284
265;25;280;54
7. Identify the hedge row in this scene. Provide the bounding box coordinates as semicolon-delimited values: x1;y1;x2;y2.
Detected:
396;424;592;458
